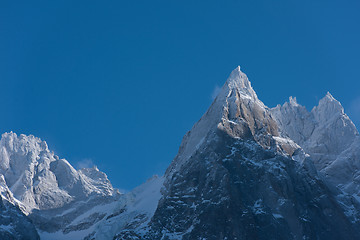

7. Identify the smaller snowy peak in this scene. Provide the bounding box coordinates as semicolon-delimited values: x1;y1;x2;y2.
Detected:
270;97;314;154
312;92;345;121
271;92;359;171
272;96;302;114
0;132;118;213
289;96;299;106
78;166;115;196
272;96;309;117
0;132;123;239
311;92;358;140
272;92;358;143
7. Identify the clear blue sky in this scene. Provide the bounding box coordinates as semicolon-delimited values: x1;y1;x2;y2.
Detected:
1;0;359;190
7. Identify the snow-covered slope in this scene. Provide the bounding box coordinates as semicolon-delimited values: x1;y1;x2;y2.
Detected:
0;174;40;240
96;175;164;240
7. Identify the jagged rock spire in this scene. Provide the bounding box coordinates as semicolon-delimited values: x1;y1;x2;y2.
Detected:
167;66;278;175
217;66;259;102
312;92;345;121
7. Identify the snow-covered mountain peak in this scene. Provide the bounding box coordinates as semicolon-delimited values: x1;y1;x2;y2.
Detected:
222;66;258;101
0;132;118;213
0;132;123;239
325;91;335;99
319;92;342;109
166;67;279;175
272;91;359;170
152;68;360;240
311;92;348;125
0;132;49;158
288;96;299;106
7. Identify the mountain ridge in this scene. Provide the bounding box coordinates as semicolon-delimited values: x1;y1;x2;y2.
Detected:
1;66;360;239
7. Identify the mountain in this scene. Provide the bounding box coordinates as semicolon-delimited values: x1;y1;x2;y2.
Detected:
0;132;121;239
139;67;360;240
271;94;360;197
1;66;360;239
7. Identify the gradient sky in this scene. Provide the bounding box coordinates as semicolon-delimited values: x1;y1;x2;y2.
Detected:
1;0;359;190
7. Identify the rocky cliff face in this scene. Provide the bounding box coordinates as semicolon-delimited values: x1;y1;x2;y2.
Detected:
1;66;360;240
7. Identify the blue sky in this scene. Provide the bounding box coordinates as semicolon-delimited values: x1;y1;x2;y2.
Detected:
1;0;359;190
